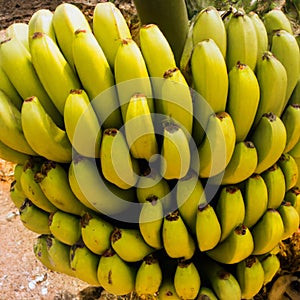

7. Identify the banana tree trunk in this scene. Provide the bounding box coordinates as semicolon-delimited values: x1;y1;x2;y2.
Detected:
133;0;189;66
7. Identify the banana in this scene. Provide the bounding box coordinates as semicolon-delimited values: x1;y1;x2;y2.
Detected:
261;163;286;209
100;128;138;189
289;79;300;106
0;139;30;165
52;2;92;69
30;31;81;115
278;201;300;240
158;279;180;300
97;248;136;295
278;153;299;191
215;186;245;242
162;210;196;260
20;158;57;213
196;203;222;252
226;62;260;142
192;6;227;57
6;23;29;51
28;9;56;48
135;254;163;297
176;170;206;232
64;89;101;158
49;210;81;246
226;10;258;71
250;112;287;174
0;36;63;127
0;90;36;155
221;141;258;185
254;51;288;125
139;197;164;249
206;224;254;264
80;212;114;255
271;30;300;105
21;96;72;163
260;254;281;285
111;227;154;262
251;208;284;255
194;112;236;178
19;199;51;234
114;38;154;121
289;138;300;159
160;121;190;180
124;93;158;160
236;256;265;299
10;180;26;209
174;259;201;300
35;161;89;216
33;235;55;271
198;287;218;299
70;240;101;286
93;2;131;69
242;174;268;228
285;187;300;217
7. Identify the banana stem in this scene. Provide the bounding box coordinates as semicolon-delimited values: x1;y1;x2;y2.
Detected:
133;0;189;65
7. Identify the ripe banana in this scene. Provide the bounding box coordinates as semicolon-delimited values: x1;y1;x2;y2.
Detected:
250;112;287;174
278;153;299;191
226;62;260;142
242;174;268;228
251;208;284;255
226;10;258;71
289;79;300;106
260;254;281;285
30;31;81;115
221;141;258;185
289;138;300;159
261;163;286;209
196;203;222;251
0;139;30;165
215;186;245;242
64;89;101;158
21;96;72;163
285;187;300;217
97;248;136;295
93;2;132;69
236;256;265;299
198;287;218;299
162;210;196;260
6;23;29;51
10;180;26;209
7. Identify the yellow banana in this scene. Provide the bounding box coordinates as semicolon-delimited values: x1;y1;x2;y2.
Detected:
226;62;260;142
158;279;181;300
30;31;81;115
285;186;300;217
289;79;300;106
93;2;131;69
278;153;299;191
0;139;30;165
260;254;281;285
289;138;300;159
198;287;218;299
6;23;29;51
250;112;287;174
21;96;72;163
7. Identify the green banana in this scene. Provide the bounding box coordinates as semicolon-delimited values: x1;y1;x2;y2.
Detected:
97;248;136;295
21;96;72;163
196;203;221;252
285;186;300;217
80;212;114;255
0;139;30;165
198;287;218;300
206;224;254;264
93;2;132;69
173;259;201;300
111;227;154;262
260;254;281;285
226;10;258;71
100;128;138;189
278;201;300;240
10;180;26;209
221;141;258;185
261;163;286;209
135;254;163;297
49;210;81;246
289;138;300;159
19;199;51;234
251;208;284;255
64;89;101;158
160;122;190;180
33;235;55;271
226;62;260;142
236;256;265;299
242;174;269;228
0;90;36;155
162;210;195;260
215;186;245;242
278;153;299;191
70;240;100;286
52;2;92;69
30;31;81;115
6;23;29;51
271;30;300;105
289;78;300;106
250;112;287;174
35;161;88;216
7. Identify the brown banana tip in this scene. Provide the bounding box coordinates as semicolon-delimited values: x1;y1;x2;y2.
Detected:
291;187;300;195
146;195;159;205
80;212;93;228
263;112;276;122
244;141;255;148
142;24;156;29
163;67;179;79
104;128;118;136
236;61;247;70
245;256;257;268
218;270;230;280
226;186;239;194
0;37;12;45
32;32;44;39
24;96;35;102
103;248;116;257
74;28;87;35
198;203;209;212
70;89;83;95
111;228;122;243
235;224;247;235
166;210;179;221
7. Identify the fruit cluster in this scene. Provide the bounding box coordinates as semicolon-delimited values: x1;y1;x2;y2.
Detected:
1;2;300;299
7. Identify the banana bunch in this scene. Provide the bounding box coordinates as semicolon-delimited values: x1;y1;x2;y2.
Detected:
2;2;300;299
